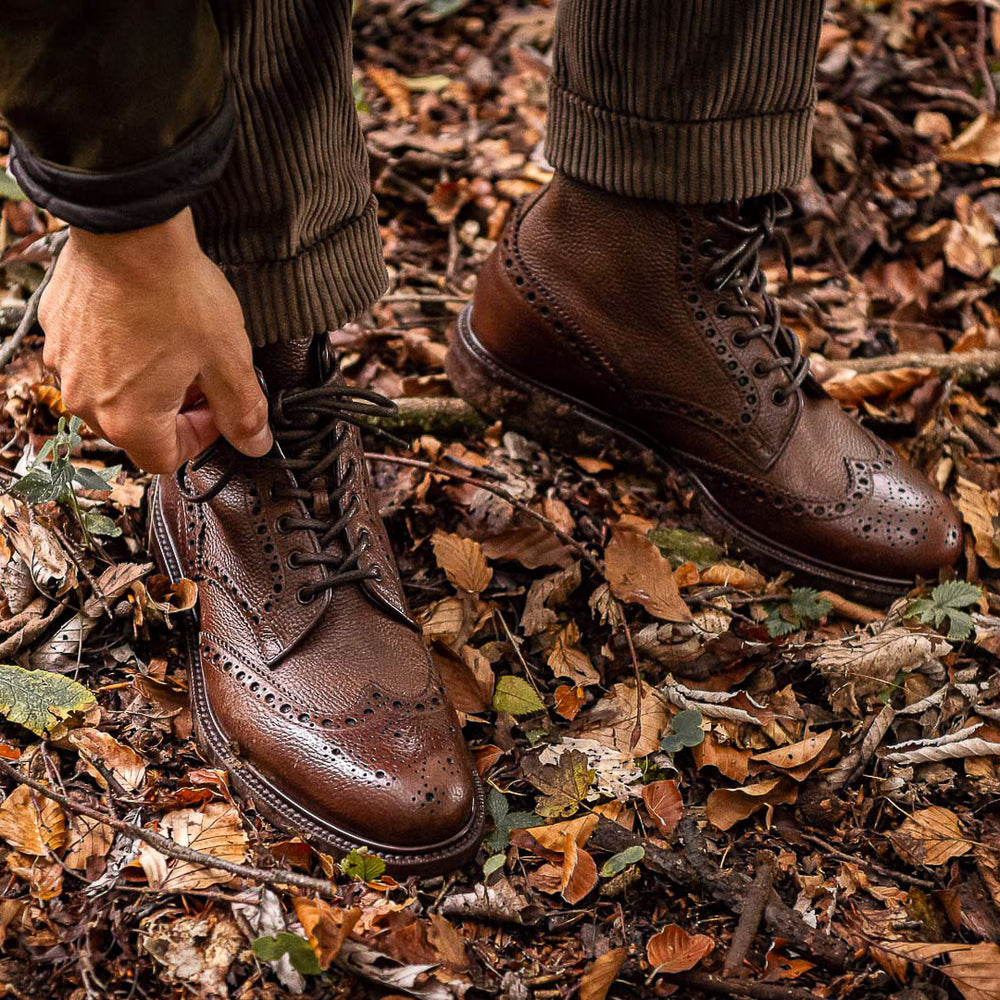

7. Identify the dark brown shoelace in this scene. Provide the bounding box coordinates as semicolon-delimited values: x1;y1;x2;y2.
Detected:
178;377;397;602
702;194;810;404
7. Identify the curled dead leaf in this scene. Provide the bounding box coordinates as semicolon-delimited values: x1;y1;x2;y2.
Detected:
647;924;714;973
705;777;798;831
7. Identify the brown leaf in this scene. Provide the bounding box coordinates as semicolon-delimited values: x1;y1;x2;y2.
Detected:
578;681;668;758
547;623;600;685
481;525;573;569
698;562;766;591
647;924;715;973
560;832;598;904
642;780;683;837
705;777;798;832
942;114;1000;167
431;531;492;594
692;735;751;783
521;749;594;819
891;806;973;867
138;802;248;891
751;730;840;782
824;367;935;405
293;899;362;971
427;913;469;972
518;814;598;857
957;478;1000;569
68;728;146;792
63;810;114;873
0;785;66;856
367;65;411;119
579;948;626;1000
605;530;691;622
553;684;586;721
946;941;1000;1000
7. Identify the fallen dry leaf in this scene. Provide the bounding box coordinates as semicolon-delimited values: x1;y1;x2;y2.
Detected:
579;947;626;1000
706;777;798;831
647;924;714;973
0;784;66;856
891;806;973;867
605;529;691;622
957;478;1000;569
641;780;683;837
293;898;362;970
431;530;493;594
560;832;598;904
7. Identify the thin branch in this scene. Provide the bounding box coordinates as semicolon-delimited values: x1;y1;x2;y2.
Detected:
0;758;341;900
723;851;777;978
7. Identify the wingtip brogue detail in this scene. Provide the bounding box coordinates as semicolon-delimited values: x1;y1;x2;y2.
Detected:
447;174;962;601
151;338;484;876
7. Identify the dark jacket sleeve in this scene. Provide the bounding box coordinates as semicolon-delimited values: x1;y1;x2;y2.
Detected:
0;1;234;233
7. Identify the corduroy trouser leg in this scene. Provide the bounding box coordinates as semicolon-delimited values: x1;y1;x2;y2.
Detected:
192;0;826;345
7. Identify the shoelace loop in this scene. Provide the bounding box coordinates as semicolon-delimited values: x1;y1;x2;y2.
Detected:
702;193;810;403
177;377;397;603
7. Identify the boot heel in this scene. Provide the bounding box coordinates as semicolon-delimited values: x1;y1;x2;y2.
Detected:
446;305;617;455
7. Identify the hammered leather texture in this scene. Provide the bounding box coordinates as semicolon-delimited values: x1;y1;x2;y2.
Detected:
154;340;481;858
468;176;962;581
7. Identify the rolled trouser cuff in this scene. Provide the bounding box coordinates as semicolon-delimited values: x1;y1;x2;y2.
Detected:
545;83;815;204
219;197;387;346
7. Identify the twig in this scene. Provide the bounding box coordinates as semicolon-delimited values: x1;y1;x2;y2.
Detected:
591;817;850;971
818;591;883;625
371;396;485;437
0;230;67;371
364;451;603;574
799;831;937;890
382;293;469;304
978;2;998;114
723;851;777;978
822;348;1000;380
0;759;341;899
908;81;985;116
663;973;819;1000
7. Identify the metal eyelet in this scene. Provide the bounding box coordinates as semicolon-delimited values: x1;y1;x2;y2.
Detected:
772;388;788;406
753;361;769;377
716;302;731;319
296;586;315;605
287;551;305;569
275;515;292;534
370;565;382;582
732;331;748;347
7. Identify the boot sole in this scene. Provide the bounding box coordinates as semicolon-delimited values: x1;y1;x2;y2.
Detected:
147;478;485;878
446;305;915;606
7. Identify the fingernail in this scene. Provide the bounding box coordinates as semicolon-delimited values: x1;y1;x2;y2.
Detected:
246;425;273;457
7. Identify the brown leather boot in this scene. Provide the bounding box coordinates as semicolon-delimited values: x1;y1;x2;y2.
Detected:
448;175;962;602
149;337;483;876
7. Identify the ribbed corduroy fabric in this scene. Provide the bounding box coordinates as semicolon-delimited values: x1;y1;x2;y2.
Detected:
190;0;824;344
546;0;825;203
191;0;387;345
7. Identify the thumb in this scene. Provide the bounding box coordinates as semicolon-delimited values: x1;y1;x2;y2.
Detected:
200;362;273;458
175;403;222;464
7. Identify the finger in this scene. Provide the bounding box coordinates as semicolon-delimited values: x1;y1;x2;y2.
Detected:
101;410;186;475
175;405;221;465
199;362;272;458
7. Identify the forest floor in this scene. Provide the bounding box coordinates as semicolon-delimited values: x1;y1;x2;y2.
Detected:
1;1;1000;998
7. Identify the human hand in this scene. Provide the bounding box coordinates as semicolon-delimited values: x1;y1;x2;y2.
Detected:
39;208;272;474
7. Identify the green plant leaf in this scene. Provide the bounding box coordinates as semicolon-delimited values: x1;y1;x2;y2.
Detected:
73;467;115;492
493;675;545;717
660;709;704;753
600;844;645;877
252;932;321;975
0;664;96;736
907;580;983;640
10;467;58;504
0;171;27;202
486;786;509;824
83;512;121;537
789;587;833;622
483;853;506;877
339;848;386;882
421;0;470;21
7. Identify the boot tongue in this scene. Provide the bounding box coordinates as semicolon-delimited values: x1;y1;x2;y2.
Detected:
253;335;323;392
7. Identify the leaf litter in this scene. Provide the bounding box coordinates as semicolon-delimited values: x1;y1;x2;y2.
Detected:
0;1;999;997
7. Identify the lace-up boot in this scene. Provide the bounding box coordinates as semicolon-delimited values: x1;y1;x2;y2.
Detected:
448;175;961;601
150;337;484;875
